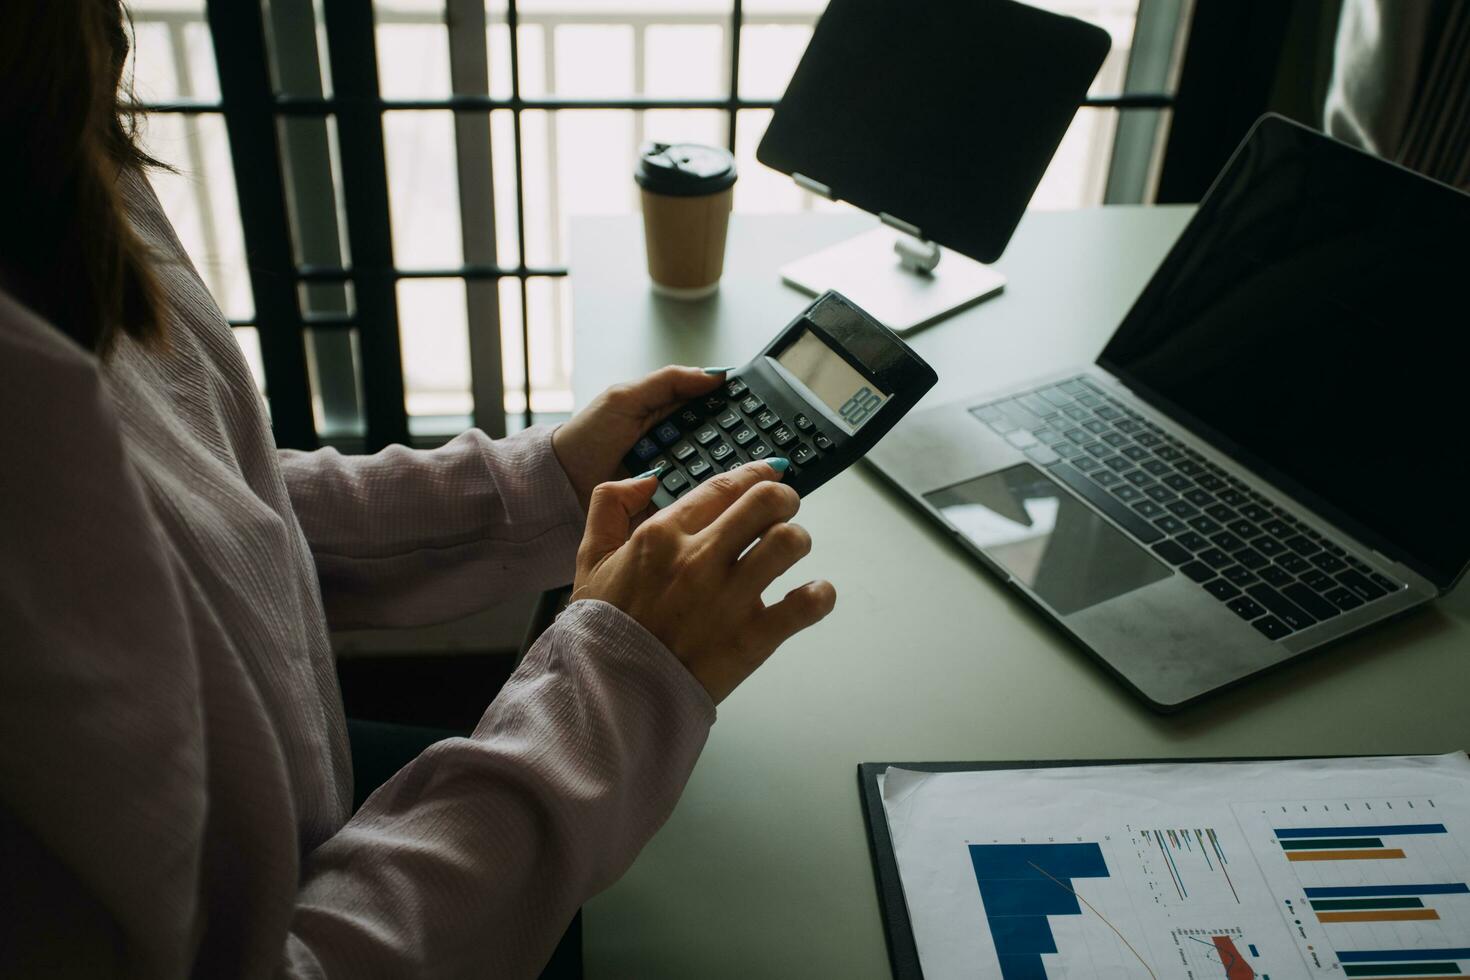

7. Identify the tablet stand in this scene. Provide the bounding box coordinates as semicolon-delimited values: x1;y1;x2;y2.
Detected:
779;180;1006;336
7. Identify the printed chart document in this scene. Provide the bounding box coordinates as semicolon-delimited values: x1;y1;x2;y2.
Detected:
880;754;1470;979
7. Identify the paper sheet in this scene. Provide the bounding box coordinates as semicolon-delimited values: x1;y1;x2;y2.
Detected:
880;754;1470;979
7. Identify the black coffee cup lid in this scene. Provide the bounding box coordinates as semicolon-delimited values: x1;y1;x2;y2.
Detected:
636;142;737;196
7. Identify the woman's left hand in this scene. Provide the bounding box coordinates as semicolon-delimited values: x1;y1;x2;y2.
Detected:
552;365;728;512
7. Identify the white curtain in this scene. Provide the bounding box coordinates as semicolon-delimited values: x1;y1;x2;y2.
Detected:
1325;0;1470;188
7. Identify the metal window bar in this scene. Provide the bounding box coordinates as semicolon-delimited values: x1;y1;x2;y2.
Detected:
204;0;317;450
321;0;410;450
146;1;1178;444
446;0;508;437
507;0;534;427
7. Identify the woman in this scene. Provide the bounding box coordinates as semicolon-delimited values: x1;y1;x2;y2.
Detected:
0;2;836;976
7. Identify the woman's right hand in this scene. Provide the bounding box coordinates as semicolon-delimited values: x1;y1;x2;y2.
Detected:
571;460;837;704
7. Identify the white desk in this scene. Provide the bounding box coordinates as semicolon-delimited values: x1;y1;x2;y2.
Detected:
568;209;1470;979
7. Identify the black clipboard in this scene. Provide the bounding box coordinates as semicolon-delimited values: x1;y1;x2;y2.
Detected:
857;756;1361;980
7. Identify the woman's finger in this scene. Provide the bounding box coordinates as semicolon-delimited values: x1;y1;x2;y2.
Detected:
576;471;662;568
619;365;725;416
699;475;801;563
666;459;788;536
753;580;837;651
735;521;813;591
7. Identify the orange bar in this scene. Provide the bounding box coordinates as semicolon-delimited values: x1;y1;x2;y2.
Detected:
1286;848;1407;862
1315;908;1441;923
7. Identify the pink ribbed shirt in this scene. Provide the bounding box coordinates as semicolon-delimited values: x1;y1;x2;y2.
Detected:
0;170;715;977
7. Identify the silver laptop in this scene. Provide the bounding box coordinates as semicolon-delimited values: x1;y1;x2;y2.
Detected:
867;115;1470;711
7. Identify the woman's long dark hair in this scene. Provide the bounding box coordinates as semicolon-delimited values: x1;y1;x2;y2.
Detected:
0;0;167;354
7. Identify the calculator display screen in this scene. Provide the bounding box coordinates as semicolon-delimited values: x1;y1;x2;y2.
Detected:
775;329;889;433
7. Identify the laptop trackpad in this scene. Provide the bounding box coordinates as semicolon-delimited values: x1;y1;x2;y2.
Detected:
924;463;1170;615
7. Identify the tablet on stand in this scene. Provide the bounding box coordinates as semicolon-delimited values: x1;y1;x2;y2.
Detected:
756;0;1112;335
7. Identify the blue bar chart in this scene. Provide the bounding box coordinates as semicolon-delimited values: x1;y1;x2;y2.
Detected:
1235;794;1470;978
968;843;1110;979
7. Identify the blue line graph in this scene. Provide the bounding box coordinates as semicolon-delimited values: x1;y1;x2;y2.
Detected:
970;843;1110;980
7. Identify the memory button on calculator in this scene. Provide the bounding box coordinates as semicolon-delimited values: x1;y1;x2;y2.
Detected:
754;409;780;431
739;394;763;414
770;425;796;448
724;377;748;398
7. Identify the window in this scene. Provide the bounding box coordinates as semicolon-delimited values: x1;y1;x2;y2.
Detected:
132;0;1187;451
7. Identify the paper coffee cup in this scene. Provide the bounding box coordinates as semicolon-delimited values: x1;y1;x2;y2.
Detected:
636;142;737;300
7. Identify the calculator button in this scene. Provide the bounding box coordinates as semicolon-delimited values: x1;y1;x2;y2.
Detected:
791;443;818;466
754;409;780;431
693;424;720;446
716;409;742;430
771;425;797;448
793;413;814;432
739;394;764;414
811;431;834;452
661;470;690;495
687;457;713;481
747;440;772;459
676;407;702;429
699;394;726;414
632;437;661;462
653;421;682;446
732;426;757;447
724;377;748;398
709;441;735;462
671;440;697;462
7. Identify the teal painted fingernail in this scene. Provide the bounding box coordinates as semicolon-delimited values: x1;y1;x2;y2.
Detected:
634;464;664;480
767;457;790;474
702;366;734;374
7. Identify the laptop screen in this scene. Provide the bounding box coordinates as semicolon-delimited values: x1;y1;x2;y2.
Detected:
1099;116;1470;589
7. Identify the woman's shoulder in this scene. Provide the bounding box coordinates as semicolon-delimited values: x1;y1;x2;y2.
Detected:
0;286;122;451
0;287;104;393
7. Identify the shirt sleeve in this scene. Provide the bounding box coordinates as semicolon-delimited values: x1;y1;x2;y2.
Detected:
283;599;716;978
278;426;587;630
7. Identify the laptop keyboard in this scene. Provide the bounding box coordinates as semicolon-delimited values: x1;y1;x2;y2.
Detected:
971;377;1405;641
